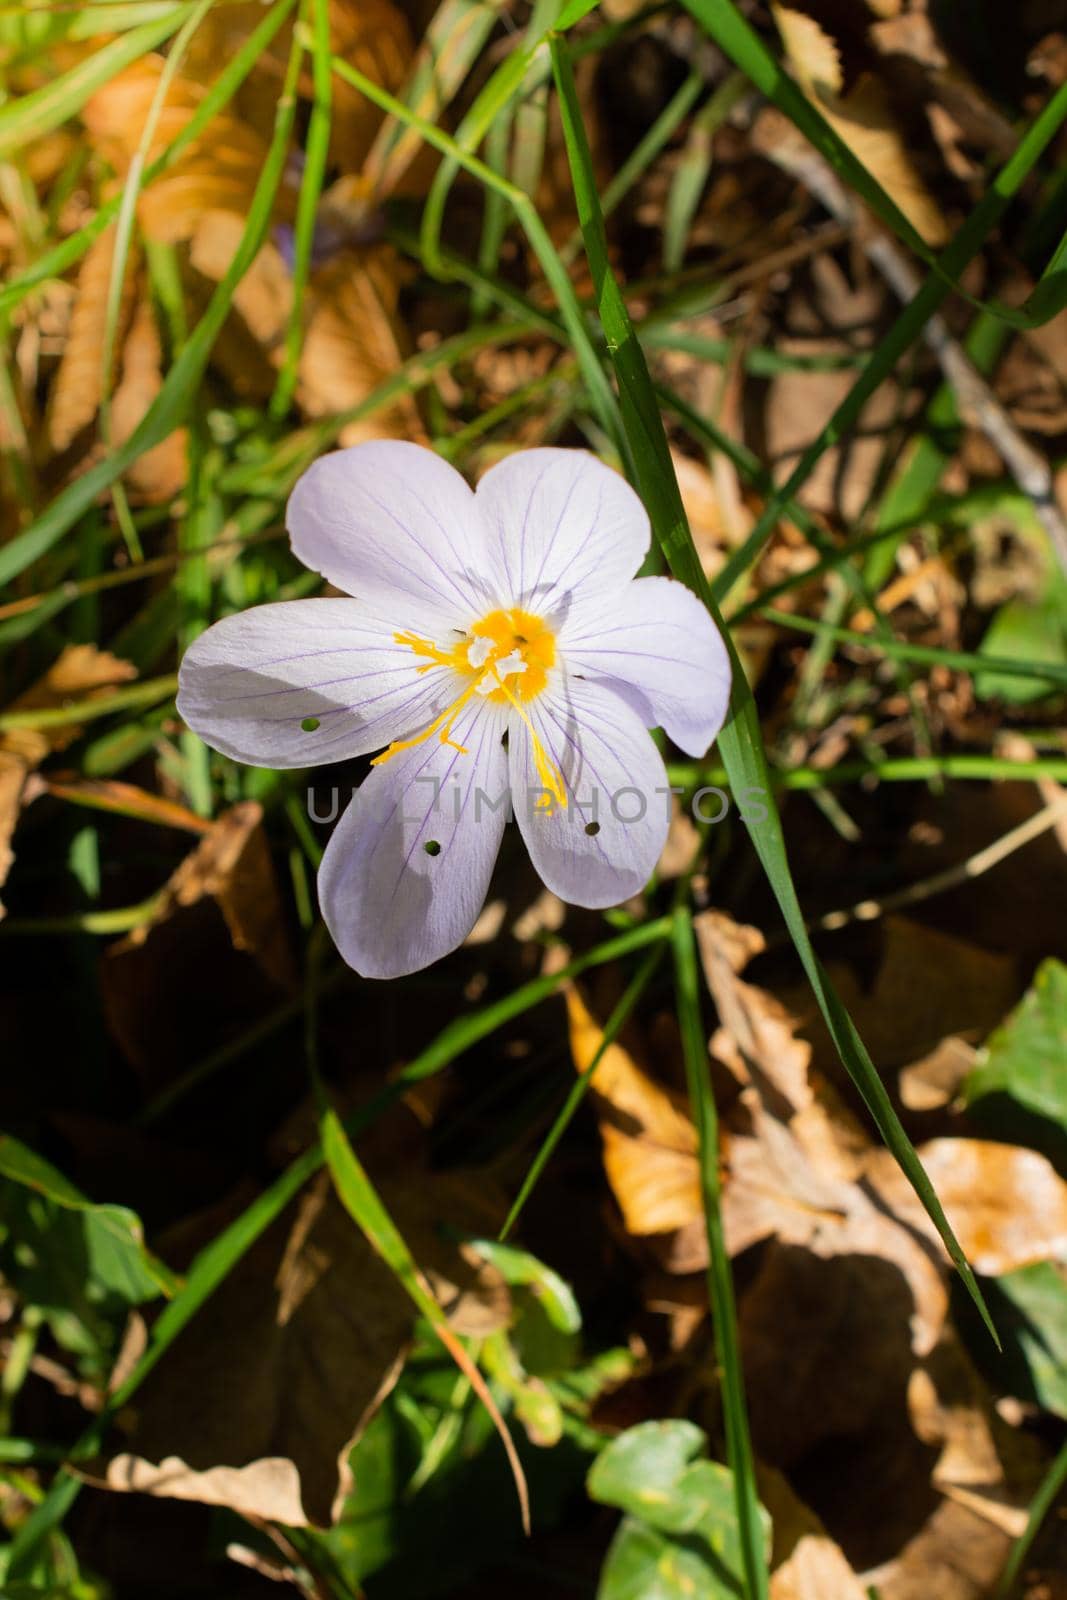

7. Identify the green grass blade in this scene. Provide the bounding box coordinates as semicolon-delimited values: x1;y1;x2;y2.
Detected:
548;32;1000;1346
0;33;302;589
760;609;1067;691
271;0;333;418
319;1104;531;1531
0;0;298;320
0;5;196;160
499;944;663;1241
995;1434;1067;1600
6;917;669;1569
672;908;767;1600
710;74;1067;598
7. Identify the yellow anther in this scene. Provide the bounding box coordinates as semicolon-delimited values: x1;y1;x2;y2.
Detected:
376;607;567;812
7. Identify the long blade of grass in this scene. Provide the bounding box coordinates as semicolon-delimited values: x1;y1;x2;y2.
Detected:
759;609;1067;691
0;5;196;160
499;944;663;1241
710;74;1067;598
0;0;298;319
6;916;669;1572
271;0;333;418
0;30;303;589
679;0;1067;327
672;907;767;1600
995;1435;1067;1600
319;1106;530;1532
548;32;1000;1345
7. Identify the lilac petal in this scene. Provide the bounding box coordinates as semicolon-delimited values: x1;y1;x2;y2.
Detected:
287;441;495;632
177;599;454;769
319;699;509;979
475;449;650;616
508;677;669;908
560;576;731;757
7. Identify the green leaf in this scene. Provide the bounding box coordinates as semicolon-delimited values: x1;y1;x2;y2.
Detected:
989;1263;1067;1419
590;1421;768;1600
0;1134;177;1302
468;1239;581;1333
964;958;1067;1140
599;1516;734;1600
975;574;1067;704
0;5;196;160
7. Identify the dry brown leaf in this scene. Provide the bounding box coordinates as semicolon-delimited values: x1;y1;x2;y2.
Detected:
868;1137;1067;1276
298;247;425;444
1;646;138;913
97;1171;508;1526
83;58;268;244
772;6;947;245
48;225;140;452
102;803;295;1085
763;1468;869;1600
565;983;701;1237
696;910;813;1115
112;800;294;983
899;1036;977;1112
110;295;187;501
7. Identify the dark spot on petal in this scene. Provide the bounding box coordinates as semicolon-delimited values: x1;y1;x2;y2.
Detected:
301;717;320;732
584;821;600;837
424;840;442;857
500;729;509;749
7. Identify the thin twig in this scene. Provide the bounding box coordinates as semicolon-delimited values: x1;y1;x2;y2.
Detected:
810;792;1067;935
755;109;1067;574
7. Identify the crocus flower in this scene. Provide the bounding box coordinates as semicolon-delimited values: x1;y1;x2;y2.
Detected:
178;442;731;978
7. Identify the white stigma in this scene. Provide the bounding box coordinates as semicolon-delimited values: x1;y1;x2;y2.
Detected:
466;636;495;669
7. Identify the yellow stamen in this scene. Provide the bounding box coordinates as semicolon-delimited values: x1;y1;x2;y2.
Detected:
374;607;567;812
370;677;481;766
487;666;567;812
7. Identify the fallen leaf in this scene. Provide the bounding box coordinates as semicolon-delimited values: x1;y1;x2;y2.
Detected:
763;1468;868;1600
83;57;269;244
772;5;947;245
110;294;187;501
868;1137;1067;1277
47;225;140;452
102;803;296;1086
298;247;425;444
565;983;701;1239
899;1037;977;1112
96;1167;509;1526
0;646;138;914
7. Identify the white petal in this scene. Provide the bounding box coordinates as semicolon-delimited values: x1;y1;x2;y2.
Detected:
560;576;731;757
475;449;650;615
287;441;495;632
177;599;454;769
319;699;510;979
508;677;669;908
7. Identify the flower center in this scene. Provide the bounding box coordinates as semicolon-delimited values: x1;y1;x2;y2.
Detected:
369;607;566;811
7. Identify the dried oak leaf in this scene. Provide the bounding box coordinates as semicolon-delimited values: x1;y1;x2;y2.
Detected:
867;1137;1067;1277
565;982;701;1239
82;57;269;244
110;294;187;501
763;1466;869;1600
102;802;295;1085
772;4;947;245
97;1170;509;1526
47;225;140;452
0;646;137;913
298;247;425;444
